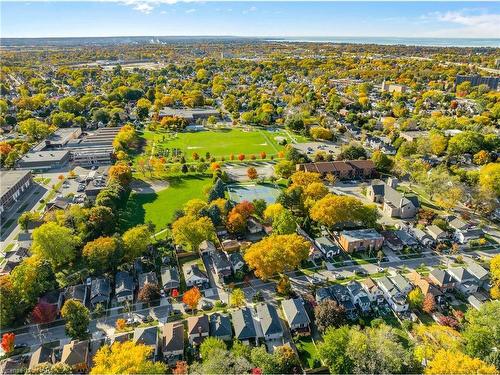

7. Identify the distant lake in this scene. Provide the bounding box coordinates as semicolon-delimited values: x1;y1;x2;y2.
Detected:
268;36;500;48
1;36;499;48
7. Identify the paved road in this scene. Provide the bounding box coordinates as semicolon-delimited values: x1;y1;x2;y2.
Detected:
10;246;500;349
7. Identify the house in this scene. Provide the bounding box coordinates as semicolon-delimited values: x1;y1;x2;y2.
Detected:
115;271;134;303
376;276;409;312
448;218;469;232
183;264;209;288
209;313;233;341
221;239;240;253
329;284;358;319
381;230;404;251
361;277;385;304
247;217;263;234
211;251;232;279
187;315;209;345
0;170;33;217
295;160;376;180
134;326;159;358
346;281;371;313
281;298;310;334
367;180;419;219
426;225;447;242
256;303;283;341
112;331;131;344
229;252;245;272
467;295;484;311
60;340;90;372
138;271;158;290
412;228;435;247
38;290;63;319
407;271;443;299
455;228;484;244
428;269;456;292
29;346;54;370
89;277;111;308
314;236;341;257
466;263;489;287
448;267;479;294
231;307;257;344
390;274;412;295
64;284;88;307
161;267;180;292
394;230;418;247
338;229;384;253
199;240;216;255
162;322;184;366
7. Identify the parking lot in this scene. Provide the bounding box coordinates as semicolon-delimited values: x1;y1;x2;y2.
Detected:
293;141;341;158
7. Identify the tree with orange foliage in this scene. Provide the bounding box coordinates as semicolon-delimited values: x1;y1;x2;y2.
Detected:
115;318;126;331
230;153;235;161
232;201;254;219
1;333;15;354
238;154;245;161
247;167;258;180
227;212;246;233
173;361;189;375
182;287;202;312
109;163;132;186
260;151;267;159
210;162;221;171
422;294;436;314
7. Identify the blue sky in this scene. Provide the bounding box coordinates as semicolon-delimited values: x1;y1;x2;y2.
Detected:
1;1;499;38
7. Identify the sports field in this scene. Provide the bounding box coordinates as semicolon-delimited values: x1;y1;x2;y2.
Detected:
143;128;297;160
227;183;282;205
120;176;211;231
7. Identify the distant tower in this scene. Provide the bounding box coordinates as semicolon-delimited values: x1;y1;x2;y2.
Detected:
381;79;389;93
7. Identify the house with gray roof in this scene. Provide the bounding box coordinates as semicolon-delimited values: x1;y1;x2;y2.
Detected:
134;326;159;358
64;284;88;307
211;251;232;279
346;281;371;312
429;269;456;292
209;313;232;341
448;267;479;294
412;228;434;247
187;315;209;345
90;277;111;308
138;271;158;290
390;274;412;295
199;240;216;255
229;252;245;272
231;307;257;344
115;271;134;303
161;267;180;292
455;228;484;245
256;303;283;341
466;263;489;287
314;236;341;258
426;225;447;241
376;276;409;312
183;264;209;288
281;298;310;333
162;322;184;365
367;180;419;219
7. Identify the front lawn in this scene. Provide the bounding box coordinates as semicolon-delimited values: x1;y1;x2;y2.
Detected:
120;175;212;232
295;336;321;369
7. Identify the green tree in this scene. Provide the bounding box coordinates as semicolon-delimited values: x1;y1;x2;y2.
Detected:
171;215;216;252
318;326;353;374
32;222;80;268
0;276;22;328
61;299;90;340
408;288;425;310
274;160;295;179
371;150;393;172
122;225;152;261
83;236;122;274
200;337;227;359
230;288;246;307
272;209;297;234
18;118;52;141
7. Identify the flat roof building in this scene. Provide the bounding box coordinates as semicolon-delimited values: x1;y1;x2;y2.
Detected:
0;170;33;216
17;150;71;171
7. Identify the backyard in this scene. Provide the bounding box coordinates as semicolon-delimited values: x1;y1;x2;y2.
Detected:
120;175;212;232
294;336;321;370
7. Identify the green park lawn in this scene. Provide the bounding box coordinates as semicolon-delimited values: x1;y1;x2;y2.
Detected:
120;175;212;232
142;128;295;161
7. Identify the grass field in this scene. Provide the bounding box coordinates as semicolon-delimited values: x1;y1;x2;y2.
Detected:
142;128;295;160
295;336;321;369
120;175;211;232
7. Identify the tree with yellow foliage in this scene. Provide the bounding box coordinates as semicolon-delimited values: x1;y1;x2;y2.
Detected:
90;341;166;374
490;255;500;299
412;324;464;363
290;171;322;188
424;349;496;374
263;203;285;223
244;234;309;280
172;215;215;251
310;194;379;228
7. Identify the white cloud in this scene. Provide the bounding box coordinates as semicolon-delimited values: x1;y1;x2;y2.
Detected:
427;9;500;37
185;8;196;13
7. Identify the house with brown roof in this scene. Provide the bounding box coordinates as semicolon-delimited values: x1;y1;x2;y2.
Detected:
60;340;90;372
407;271;443;299
428;269;456;292
296;160;376;180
